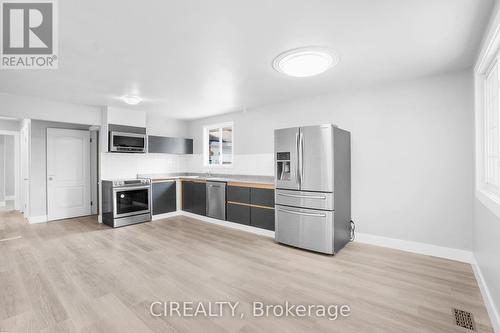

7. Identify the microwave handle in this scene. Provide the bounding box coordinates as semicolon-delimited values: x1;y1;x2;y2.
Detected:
110;131;146;138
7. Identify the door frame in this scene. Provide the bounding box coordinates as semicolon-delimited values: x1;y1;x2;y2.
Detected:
19;120;31;217
46;128;91;221
89;129;99;215
0;130;20;211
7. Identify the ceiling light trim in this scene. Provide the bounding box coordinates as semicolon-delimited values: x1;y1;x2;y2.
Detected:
121;95;143;105
272;46;340;78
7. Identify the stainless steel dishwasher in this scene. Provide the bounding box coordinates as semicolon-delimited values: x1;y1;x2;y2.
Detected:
206;181;226;220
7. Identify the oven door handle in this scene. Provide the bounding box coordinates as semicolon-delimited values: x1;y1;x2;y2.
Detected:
113;185;150;191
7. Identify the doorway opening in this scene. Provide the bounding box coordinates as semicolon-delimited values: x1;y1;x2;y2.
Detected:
24;119;100;223
44;123;99;221
0;133;19;211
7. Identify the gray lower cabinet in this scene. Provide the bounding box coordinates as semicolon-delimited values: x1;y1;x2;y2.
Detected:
227;203;250;225
152;181;177;215
250;188;275;207
182;181;206;216
183;182;275;230
250;207;275;231
226;185;275;230
227;186;250;204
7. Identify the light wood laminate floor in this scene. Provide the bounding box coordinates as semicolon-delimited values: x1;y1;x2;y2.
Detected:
0;208;494;332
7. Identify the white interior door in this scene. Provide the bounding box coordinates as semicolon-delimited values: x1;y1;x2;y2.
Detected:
47;128;91;221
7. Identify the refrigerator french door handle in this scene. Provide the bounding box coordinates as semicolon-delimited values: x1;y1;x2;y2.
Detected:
296;131;301;186
278;207;326;218
299;132;304;186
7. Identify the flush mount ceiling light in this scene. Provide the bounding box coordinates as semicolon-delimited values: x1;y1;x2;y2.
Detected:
273;47;339;77
121;95;142;105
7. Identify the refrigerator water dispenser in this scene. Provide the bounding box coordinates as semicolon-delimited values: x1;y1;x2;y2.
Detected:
276;152;291;181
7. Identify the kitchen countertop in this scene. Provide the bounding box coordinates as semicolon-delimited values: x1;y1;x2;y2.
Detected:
137;172;274;186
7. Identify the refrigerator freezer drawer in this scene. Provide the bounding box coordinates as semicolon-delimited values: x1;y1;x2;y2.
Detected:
275;189;333;211
275;205;333;254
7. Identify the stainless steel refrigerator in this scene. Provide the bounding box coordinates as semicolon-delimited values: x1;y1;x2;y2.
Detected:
274;124;351;254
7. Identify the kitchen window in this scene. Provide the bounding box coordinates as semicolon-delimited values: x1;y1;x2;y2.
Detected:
204;122;233;166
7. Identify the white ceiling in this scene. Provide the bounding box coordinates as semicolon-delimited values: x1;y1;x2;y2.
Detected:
0;0;494;119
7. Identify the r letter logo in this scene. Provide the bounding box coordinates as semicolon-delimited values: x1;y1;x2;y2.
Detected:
1;0;58;69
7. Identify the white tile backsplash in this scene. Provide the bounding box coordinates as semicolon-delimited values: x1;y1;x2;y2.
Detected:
101;153;186;179
185;154;274;176
101;152;273;180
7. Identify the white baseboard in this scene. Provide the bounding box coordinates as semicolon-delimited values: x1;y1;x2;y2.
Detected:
0;201;5;207
152;211;181;221
171;211;275;238
156;213;473;262
471;256;500;333
28;215;48;224
355;232;474;263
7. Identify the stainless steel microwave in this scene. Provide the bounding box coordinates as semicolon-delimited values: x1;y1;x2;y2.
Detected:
109;131;147;153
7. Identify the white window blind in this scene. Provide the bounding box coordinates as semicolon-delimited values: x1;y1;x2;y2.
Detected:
485;61;500;191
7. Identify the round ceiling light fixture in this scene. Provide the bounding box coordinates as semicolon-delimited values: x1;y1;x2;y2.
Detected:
273;47;339;77
121;95;143;105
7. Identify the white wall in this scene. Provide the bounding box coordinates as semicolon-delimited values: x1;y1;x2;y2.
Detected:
474;200;500;328
147;113;190;138
188;70;474;251
107;106;146;128
0;119;21;131
4;136;15;197
0;92;101;126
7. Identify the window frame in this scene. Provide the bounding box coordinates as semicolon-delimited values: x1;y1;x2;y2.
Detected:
475;9;500;218
483;59;500;195
203;122;234;168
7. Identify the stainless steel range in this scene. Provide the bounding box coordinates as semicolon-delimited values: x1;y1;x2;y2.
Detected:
102;179;152;227
274;124;351;254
